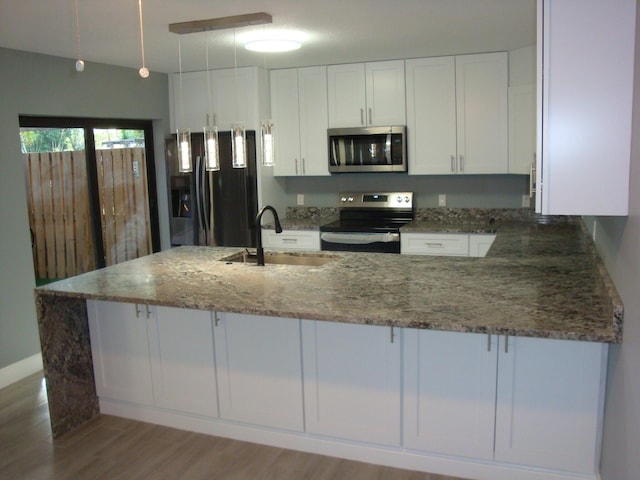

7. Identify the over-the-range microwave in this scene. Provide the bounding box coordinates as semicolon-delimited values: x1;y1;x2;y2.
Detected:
328;126;407;173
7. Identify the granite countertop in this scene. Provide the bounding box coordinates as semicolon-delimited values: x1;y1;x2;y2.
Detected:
37;219;623;343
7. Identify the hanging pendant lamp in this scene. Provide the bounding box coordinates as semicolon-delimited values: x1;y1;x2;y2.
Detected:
176;37;192;173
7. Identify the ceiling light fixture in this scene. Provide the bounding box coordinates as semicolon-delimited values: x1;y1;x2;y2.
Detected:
204;33;220;172
137;0;149;78
245;39;301;53
176;37;192;173
73;0;84;72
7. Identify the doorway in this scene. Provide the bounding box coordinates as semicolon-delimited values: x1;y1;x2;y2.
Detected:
20;116;160;284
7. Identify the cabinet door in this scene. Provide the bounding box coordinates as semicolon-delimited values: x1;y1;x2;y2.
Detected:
270;69;301;176
455;53;508;174
148;306;218;417
495;336;607;474
537;0;634;215
301;320;401;446
403;330;497;460
87;300;153;406
214;312;304;431
406;57;457;175
508;84;535;175
170;71;208;133
327;63;366;127
298;66;329;176
211;67;257;130
365;60;406;126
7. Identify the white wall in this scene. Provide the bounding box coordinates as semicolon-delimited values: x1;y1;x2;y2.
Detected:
587;7;640;479
0;47;171;370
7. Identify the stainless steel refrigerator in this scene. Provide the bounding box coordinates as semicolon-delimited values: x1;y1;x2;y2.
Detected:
166;131;258;247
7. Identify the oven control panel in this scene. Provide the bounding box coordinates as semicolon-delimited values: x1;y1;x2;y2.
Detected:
338;192;413;209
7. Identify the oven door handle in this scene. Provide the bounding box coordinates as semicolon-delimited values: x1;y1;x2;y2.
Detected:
320;232;400;244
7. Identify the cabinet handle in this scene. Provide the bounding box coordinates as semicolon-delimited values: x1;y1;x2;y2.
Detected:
368;108;372;125
295;158;299;175
459;154;465;172
360;108;365;126
214;312;220;327
390;325;395;344
504;335;509;354
282;238;299;243
487;334;492;352
135;304;143;318
530;154;536;198
425;242;444;248
450;155;456;173
302;158;306;175
145;304;151;319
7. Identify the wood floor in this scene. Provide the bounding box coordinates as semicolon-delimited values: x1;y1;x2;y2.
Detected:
1;372;468;480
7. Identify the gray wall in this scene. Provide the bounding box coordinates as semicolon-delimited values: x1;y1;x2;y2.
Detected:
591;6;640;479
0;47;171;370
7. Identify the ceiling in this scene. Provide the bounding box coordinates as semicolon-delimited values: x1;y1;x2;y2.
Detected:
0;0;536;75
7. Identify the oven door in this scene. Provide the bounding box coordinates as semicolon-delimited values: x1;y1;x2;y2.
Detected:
320;232;400;253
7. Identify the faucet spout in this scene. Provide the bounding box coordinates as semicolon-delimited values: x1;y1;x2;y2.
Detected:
255;206;283;266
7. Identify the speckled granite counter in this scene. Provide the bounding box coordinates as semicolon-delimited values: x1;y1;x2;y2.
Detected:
34;217;622;437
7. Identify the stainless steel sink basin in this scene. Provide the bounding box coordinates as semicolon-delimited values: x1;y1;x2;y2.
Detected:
221;251;335;267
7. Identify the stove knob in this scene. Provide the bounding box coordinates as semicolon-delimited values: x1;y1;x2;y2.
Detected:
347;196;354;202
340;196;347;203
396;196;402;203
404;196;410;203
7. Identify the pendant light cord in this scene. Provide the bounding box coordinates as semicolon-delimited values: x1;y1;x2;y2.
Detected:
178;36;185;128
74;0;82;59
138;0;146;69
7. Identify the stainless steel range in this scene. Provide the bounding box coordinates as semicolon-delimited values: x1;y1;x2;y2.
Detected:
320;192;414;253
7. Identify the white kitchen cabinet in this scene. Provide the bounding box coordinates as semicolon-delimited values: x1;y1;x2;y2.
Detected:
401;232;469;256
301;319;401;446
403;329;497;460
536;0;634;215
147;306;218;417
327;60;405;128
406;53;508;175
169;67;267;133
405;56;457;175
213;312;304;431
468;234;497;257
508;84;535;175
270;66;329;176
87;300;154;406
495;336;607;474
261;229;321;251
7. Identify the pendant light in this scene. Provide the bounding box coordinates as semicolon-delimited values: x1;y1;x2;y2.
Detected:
231;28;247;169
204;33;220;171
73;0;84;71
137;0;149;78
176;36;192;173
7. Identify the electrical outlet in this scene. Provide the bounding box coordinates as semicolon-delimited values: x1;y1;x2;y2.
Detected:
297;194;304;206
522;194;530;208
438;194;446;207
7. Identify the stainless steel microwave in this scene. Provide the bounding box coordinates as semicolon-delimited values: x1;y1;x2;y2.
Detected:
328;126;407;173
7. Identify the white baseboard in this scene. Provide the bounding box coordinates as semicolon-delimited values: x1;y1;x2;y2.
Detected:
100;399;598;480
0;353;43;390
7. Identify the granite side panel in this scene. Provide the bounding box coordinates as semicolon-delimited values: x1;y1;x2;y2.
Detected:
35;291;98;438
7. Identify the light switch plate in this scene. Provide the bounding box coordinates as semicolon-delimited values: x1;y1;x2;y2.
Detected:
438;194;446;207
297;194;304;206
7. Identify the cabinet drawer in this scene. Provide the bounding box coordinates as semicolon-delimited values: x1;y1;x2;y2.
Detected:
261;229;321;251
401;233;469;256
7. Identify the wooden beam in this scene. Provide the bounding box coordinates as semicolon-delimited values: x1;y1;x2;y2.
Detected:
169;12;272;35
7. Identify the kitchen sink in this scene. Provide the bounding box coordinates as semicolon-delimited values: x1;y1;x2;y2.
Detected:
220;251;336;267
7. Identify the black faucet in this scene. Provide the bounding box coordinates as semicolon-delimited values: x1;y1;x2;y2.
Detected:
255;205;283;266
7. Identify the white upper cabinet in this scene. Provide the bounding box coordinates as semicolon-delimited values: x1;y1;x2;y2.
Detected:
536;0;635;215
327;60;405;128
406;53;508;175
270;66;329;176
509;84;536;175
455;52;508;174
169;67;267;133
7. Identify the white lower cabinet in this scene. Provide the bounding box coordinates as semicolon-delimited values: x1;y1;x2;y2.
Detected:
147;306;218;417
87;300;154;406
401;232;496;257
403;329;497;460
213;312;304;431
495;336;607;474
301;320;401;446
261;229;321;251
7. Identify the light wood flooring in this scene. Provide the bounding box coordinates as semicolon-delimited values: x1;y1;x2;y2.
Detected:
1;372;469;480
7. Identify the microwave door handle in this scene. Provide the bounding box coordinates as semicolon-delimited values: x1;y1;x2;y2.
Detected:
385;133;392;164
331;138;339;166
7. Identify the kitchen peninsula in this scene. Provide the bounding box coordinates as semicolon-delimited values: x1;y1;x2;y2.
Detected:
35;216;622;480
